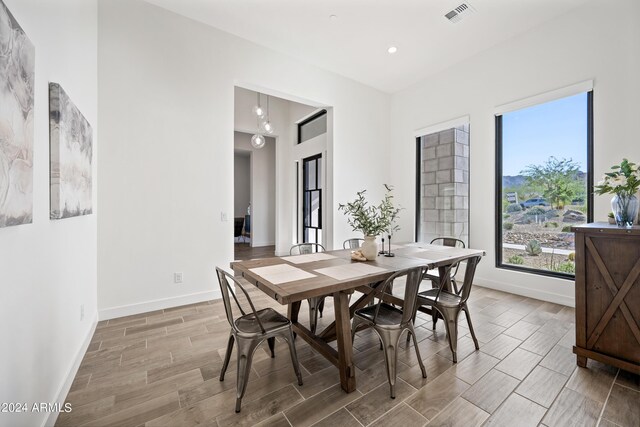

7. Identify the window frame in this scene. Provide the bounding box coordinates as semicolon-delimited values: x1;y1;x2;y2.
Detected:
494;91;594;280
297;109;327;144
302;153;322;244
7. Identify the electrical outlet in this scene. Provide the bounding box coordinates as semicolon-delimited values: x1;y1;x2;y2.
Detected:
80;304;84;321
220;212;228;222
174;272;183;284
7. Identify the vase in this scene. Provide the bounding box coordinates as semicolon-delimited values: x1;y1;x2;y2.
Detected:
611;194;639;227
361;235;378;261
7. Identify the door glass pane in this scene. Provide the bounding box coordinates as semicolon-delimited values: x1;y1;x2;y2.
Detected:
311;190;320;227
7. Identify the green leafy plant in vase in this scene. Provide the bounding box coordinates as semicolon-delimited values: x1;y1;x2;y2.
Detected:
595;159;640;227
338;185;401;260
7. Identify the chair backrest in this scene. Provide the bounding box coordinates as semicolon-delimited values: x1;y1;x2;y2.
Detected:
372;267;425;325
244;214;251;233
234;217;244;238
430;237;465;249
430;237;465;277
456;255;482;304
215;267;265;334
343;238;365;249
290;243;326;255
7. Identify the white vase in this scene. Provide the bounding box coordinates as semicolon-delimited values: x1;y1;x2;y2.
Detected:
361;235;378;261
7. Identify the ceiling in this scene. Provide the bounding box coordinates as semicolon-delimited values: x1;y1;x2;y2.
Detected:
143;0;591;93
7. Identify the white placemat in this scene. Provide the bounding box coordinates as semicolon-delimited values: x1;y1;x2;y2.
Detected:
315;263;387;281
249;264;316;285
282;253;337;264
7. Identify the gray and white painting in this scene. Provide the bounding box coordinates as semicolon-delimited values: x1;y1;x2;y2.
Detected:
49;83;93;219
0;0;35;228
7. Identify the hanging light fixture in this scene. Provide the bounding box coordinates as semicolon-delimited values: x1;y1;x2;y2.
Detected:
251;113;266;149
261;95;274;135
252;92;265;118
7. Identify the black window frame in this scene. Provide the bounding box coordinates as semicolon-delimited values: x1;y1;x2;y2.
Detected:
297;110;327;144
302;154;322;244
494;91;594;280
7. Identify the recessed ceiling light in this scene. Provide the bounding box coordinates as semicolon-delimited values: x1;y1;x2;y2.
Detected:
387;46;398;54
329;14;338;20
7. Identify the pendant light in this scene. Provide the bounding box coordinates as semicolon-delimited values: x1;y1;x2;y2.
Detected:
252;92;265;119
261;95;274;135
251;114;266;149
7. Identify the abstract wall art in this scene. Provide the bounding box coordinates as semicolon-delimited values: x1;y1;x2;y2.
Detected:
49;83;93;219
0;0;35;228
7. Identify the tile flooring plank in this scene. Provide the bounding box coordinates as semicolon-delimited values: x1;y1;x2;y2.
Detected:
424;396;489;427
495;348;542;381
217;385;304;427
601;384;640;427
461;369;520;413
309;408;361;427
539;344;577;377
519;332;560;356
449;351;500;385
82;392;180;427
541;388;602;427
346;379;416;426
484;393;546;427
284;384;362;427
503;321;540;341
515;365;568;408
566;360;618;404
405;372;470;420
369;403;428;427
479;334;522;360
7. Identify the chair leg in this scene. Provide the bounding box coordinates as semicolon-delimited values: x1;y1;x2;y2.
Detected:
407;324;427;379
439;307;461;363
377;328;402;399
285;329;303;386
234;338;259;412
463;305;480;350
220;333;235;381
308;297;321;334
267;337;276;358
318;297;325;318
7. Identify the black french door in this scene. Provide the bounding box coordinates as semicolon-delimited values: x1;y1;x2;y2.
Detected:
302;154;322;244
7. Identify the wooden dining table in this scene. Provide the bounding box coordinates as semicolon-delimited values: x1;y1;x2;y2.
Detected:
230;243;485;393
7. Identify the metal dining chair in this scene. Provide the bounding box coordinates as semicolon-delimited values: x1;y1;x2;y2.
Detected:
216;267;303;412
290;243;327;333
343;238;365;249
414;255;482;363
351;267;428;398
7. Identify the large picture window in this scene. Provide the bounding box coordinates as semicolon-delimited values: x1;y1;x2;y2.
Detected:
495;91;593;278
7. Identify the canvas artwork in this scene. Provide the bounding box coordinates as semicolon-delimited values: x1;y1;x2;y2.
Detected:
0;0;35;228
49;83;93;219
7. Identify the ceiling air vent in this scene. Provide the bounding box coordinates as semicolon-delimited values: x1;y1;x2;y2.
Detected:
445;3;476;23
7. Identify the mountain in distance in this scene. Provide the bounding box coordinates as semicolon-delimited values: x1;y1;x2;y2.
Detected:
503;171;586;188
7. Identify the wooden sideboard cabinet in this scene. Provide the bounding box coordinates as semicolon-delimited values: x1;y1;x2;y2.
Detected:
571;223;640;374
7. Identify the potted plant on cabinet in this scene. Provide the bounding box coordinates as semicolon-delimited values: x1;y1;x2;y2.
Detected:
595;159;640;227
338;185;401;260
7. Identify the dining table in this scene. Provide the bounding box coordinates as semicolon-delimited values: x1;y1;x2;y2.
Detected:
230;242;485;393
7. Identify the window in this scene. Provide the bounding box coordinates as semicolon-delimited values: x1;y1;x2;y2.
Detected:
495;91;593;278
298;110;327;144
302;154;322;244
415;124;470;246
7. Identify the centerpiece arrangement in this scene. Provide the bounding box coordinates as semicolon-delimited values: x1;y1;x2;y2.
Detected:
595;158;640;227
338;185;401;261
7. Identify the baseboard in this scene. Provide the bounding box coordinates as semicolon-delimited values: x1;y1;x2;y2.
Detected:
98;290;222;320
44;313;98;427
251;241;275;247
474;275;575;307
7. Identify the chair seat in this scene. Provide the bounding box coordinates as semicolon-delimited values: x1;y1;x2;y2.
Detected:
234;308;290;334
354;303;404;326
418;288;461;307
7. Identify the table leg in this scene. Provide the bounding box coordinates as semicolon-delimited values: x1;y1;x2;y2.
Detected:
333;291;356;393
288;301;301;323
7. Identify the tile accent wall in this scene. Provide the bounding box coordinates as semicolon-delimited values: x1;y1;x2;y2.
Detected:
419;125;470;245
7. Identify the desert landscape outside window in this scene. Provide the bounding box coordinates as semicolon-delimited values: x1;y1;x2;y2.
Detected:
495;91;593;278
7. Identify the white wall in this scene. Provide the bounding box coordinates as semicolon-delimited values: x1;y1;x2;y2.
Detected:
97;0;390;317
0;1;98;426
390;0;640;306
233;153;250;218
234;132;275;247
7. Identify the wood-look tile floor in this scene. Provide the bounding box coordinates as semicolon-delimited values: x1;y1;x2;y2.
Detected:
57;283;640;427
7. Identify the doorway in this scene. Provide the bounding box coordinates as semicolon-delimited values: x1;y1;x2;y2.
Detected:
302;154;322;245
